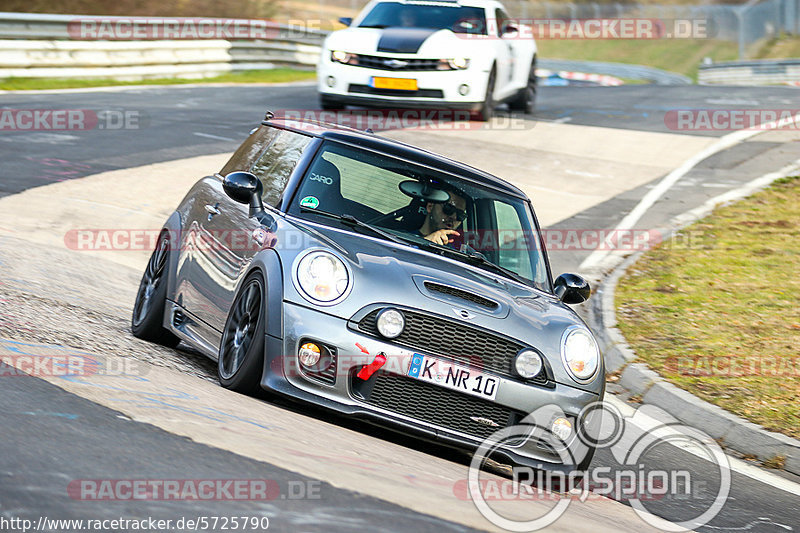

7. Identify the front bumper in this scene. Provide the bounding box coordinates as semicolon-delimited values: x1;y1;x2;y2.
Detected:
317;60;488;109
260;301;601;471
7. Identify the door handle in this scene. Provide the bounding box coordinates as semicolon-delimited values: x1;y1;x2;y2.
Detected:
204;203;220;220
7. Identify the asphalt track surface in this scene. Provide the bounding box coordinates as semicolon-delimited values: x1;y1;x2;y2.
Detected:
2;83;800;532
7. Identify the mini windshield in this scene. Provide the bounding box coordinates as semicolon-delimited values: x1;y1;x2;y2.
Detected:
358;2;487;34
289;141;550;291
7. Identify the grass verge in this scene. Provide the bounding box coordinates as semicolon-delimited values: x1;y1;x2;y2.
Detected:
538;38;739;80
615;175;800;439
0;68;317;91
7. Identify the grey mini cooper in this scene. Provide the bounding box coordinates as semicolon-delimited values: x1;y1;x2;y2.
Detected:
132;114;604;472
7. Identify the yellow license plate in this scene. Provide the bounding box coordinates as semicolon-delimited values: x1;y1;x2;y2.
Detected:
371;77;418;91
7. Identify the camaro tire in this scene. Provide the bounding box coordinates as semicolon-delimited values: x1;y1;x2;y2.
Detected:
131;232;180;347
476;67;496;122
218;272;267;394
320;95;345;111
509;58;537;114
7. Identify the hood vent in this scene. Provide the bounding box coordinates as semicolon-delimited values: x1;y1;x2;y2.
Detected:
424;282;499;310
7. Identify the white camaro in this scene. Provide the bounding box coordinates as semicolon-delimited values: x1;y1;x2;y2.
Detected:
317;0;537;120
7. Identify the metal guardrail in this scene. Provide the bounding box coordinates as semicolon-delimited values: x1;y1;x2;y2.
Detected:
539;59;691;85
0;11;688;84
699;58;800;85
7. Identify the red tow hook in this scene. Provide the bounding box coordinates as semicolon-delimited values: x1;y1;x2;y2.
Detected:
356;352;387;380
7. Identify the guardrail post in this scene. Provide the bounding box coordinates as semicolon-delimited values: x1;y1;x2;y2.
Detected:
736;7;746;59
794;0;800;33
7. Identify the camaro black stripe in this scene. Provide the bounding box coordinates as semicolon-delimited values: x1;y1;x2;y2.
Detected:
377;28;438;54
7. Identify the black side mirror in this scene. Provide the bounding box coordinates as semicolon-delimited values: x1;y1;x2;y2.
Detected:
554;273;591;304
338;17;353;26
502;23;518;35
222;171;276;230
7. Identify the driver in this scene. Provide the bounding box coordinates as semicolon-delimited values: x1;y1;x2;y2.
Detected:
418;190;467;246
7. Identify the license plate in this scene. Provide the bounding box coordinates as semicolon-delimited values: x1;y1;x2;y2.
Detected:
371;76;418;91
407;354;498;401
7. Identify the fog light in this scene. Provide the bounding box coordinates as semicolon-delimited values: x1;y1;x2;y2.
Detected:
458;84;469;96
514;349;543;379
376;308;405;339
299;342;321;368
551;417;573;441
327;76;336;88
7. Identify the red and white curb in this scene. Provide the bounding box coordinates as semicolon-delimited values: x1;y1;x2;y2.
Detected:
536;68;624;86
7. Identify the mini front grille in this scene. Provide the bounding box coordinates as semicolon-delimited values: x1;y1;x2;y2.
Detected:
313;350;337;384
357;308;548;384
424;282;499;310
364;371;518;440
351;54;442;71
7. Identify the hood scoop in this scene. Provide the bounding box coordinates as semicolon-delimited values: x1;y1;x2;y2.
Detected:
423;281;499;311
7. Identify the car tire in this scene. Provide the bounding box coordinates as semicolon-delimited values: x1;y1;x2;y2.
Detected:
476;67;496;122
131;232;180;347
320;95;345;111
509;58;537;114
218;272;267;395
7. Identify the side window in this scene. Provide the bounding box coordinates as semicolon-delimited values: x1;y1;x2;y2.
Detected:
492;200;533;280
250;130;312;207
220;126;279;176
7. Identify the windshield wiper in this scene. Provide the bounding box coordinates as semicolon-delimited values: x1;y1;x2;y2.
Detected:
359;24;388;28
299;207;408;246
417;241;530;286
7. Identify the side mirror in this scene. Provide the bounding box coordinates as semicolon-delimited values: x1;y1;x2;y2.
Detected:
502;23;518;35
554;273;590;304
338;17;353;27
222;171;276;230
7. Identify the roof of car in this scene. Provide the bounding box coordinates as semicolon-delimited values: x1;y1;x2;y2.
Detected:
369;0;502;7
264;116;528;199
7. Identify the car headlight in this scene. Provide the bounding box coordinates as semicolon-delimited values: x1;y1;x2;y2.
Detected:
560;326;600;382
437;58;471;71
515;349;543;379
449;57;470;69
295;251;350;304
331;50;357;65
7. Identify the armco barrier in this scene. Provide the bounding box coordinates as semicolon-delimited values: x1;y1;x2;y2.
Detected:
539;59;691;85
699;58;800;85
0;40;234;79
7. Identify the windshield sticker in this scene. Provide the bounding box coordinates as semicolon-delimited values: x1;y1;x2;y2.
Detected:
309;172;334;185
300;196;319;209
